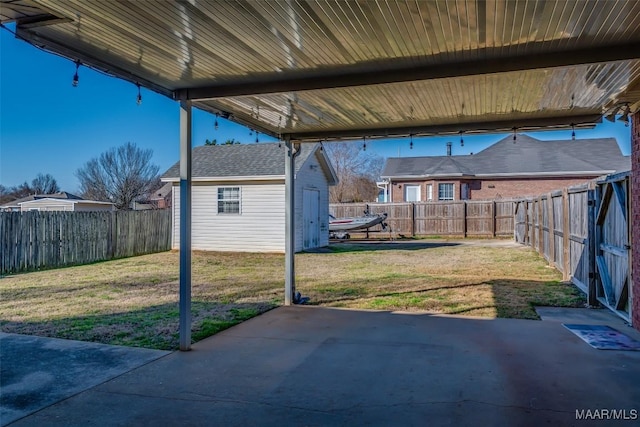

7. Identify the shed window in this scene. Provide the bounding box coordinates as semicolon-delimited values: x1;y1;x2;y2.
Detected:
217;187;240;214
438;183;454;201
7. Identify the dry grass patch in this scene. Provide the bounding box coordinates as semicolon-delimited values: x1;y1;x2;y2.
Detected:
0;240;584;349
295;241;584;319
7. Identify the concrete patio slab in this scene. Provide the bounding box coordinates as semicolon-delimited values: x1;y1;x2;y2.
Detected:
4;306;639;426
536;306;639;333
0;333;169;426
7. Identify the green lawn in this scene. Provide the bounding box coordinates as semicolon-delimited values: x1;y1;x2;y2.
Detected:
0;240;584;350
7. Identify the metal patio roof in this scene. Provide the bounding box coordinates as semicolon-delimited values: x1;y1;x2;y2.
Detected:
2;0;640;141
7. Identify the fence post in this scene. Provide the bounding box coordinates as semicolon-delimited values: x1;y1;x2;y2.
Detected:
110;211;118;259
536;196;543;255
548;192;555;267
529;200;535;248
514;200;531;245
410;203;415;237
588;186;598;306
491;200;496;237
562;188;571;281
462;201;467;238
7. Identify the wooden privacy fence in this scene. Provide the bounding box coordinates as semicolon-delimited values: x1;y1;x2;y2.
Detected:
0;210;172;275
330;200;515;237
514;171;632;322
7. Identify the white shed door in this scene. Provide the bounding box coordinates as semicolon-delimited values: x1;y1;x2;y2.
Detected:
303;189;320;249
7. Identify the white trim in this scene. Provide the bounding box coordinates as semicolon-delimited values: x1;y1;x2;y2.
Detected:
383;173;469;179
315;143;339;185
438;183;455;201
162;175;284;183
383;170;616;180
474;171;616;177
18;198;115;206
405;184;421;202
216;186;241;215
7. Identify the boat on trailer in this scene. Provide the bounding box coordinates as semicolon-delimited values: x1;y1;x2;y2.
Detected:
329;209;388;239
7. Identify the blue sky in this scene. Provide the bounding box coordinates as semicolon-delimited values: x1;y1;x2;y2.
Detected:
0;25;632;193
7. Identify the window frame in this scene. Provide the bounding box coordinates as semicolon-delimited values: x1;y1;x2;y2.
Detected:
217;186;241;215
404;184;421;202
438;183;454;201
426;184;433;201
461;183;469;200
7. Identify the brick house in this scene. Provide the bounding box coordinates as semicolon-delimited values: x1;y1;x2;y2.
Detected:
381;134;630;202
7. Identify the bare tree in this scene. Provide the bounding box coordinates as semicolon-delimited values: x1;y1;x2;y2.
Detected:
0;184;11;205
31;173;60;194
76;142;160;210
0;182;31;204
0;173;60;204
323;142;385;203
3;182;32;200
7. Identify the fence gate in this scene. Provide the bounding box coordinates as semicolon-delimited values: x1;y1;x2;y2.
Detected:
595;175;631;321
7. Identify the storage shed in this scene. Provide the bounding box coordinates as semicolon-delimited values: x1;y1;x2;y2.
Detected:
161;143;337;252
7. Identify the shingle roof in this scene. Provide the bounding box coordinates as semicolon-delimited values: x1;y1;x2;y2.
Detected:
149;182;173;200
161;143;318;179
382;135;630;178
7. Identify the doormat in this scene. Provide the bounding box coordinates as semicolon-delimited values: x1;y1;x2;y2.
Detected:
563;324;640;350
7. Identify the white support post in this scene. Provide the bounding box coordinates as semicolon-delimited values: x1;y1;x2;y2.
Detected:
285;137;296;305
179;100;192;351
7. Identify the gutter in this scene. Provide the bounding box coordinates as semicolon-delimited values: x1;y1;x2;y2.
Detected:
382;170;615;180
161;175;286;183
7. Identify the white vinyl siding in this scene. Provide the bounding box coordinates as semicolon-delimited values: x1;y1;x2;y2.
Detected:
18;199;114;212
173;182;285;252
295;151;330;250
438;183;454;201
171;151;332;253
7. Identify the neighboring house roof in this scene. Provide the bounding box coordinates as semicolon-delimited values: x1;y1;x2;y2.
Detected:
161;142;338;184
149;182;173;201
19;198;114;207
382;135;631;179
0;191;83;209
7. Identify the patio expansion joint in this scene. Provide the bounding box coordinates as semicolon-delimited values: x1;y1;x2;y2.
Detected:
339;399;576;415
222;334;316;344
92;390;575;415
91;390;338;415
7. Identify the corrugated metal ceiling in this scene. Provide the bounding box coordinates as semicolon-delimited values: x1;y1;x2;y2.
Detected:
2;0;640;140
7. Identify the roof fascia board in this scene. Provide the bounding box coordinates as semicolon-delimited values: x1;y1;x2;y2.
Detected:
474;171;617;178
175;43;640;100
19;198;115;206
19;198;74;205
315;145;339;185
384;171;617;180
384;174;470;180
161;175;285;183
287;115;602;141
